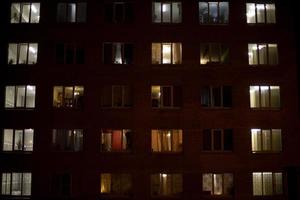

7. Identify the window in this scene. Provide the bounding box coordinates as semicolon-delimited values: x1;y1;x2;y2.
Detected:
5;85;36;109
1;173;32;196
152;2;182;23
202;173;233;195
252;172;283;196
56;44;85;64
101;85;132;108
53;86;84;109
101;129;132;152
103;43;133;64
2;129;34;152
104;2;134;23
57;3;86;23
151;85;182;108
246;3;276;24
249;86;280;109
200;86;232;108
203;129;233;151
251;129;282;153
199;2;229;24
151;173;182;196
151;129;182;152
51;173;71;196
100;173;132;195
152;43;182;64
200;43;229;64
248;44;278;65
52;129;83;151
11;3;40;23
8;43;38;64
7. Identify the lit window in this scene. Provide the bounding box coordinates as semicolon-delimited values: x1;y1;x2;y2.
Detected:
100;173;132;195
52;129;83;151
199;2;229;24
103;43;133;64
201;86;232;108
152;2;182;23
101;129;132;152
203;129;233;151
251;129;282;153
1;172;32;196
151;173;182;196
202;173;233;195
151;129;182;152
5;85;36;109
57;3;86;23
200;43;229;64
11;3;40;23
151;85;182;108
56;44;85;64
248;44;278;65
246;3;276;24
249;86;280;109
104;2;134;23
100;85;132;108
8;43;38;64
152;43;182;64
2;129;34;152
51;173;71;196
53;86;84;109
252;172;283;196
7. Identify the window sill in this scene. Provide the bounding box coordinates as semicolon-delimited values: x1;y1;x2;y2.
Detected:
152;107;181;110
101;106;132;109
151;194;182;198
250;108;281;111
1;151;33;154
202;150;232;153
4;108;35;110
201;106;232;110
151;151;183;154
99;193;132;198
99;151;132;154
251;151;282;154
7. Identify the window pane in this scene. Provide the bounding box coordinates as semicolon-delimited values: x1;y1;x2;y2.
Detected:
12;173;22;195
114;3;124;23
256;4;266;23
270;86;280;108
123;85;132;106
162;131;171;151
101;173;111;193
53;86;63;107
22;173;31;195
262;172;273;195
258;44;267;64
151;86;161;107
1;173;11;195
210;44;220;63
266;4;276;23
74;130;83;151
74;86;84;108
248;44;258;65
124;44;133;64
3;129;13;151
260;86;270;107
162;86;172;107
153;2;161;22
272;129;282;151
253;172;262;195
212;87;221;107
274;173;283;194
200;44;209;64
268;44;278;65
101;86;112;107
28;43;38;64
24;129;34;151
64;87;73;107
201;86;210;106
209;2;218;23
19;44;28;64
222;86;232;107
26;85;36;108
262;130;271;151
172;3;181;23
219;2;229;23
223;129;233;151
16;86;26;107
220;45;229;63
203;129;212;150
66;45;74;64
57;3;66;22
246;3;256;23
112;86;123;107
224;173;234;195
30;3;40;23
11;3;21;23
8;44;18;64
103;43;113;64
172;130;182;152
162;3;171;22
14;130;23;151
111;130;122;151
152;43;161;64
199;2;208;23
213;130;222;150
250;86;260;108
172;43;182;64
76;47;85;64
162;43;171;64
202;173;212;194
21;4;30;23
251;129;262;152
113;43;123;64
68;3;76;22
5;86;15;108
213;174;223;195
77;3;86;22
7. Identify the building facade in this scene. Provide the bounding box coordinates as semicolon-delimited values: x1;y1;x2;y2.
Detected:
1;0;300;200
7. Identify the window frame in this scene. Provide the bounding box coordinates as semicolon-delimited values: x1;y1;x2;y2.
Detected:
198;1;229;24
202;173;234;195
251;128;282;153
150;173;183;196
51;129;83;152
152;2;182;23
252;172;283;196
100;173;132;195
151;85;181;108
100;129;132;152
151;43;182;64
100;85;132;108
4;85;36;109
246;3;276;24
151;129;183;153
10;2;40;24
52;86;84;109
56;2;87;23
103;43;133;65
249;85;281;109
200;85;232;108
248;43;278;65
202;129;233;152
2;129;34;152
56;43;85;64
200;43;229;64
1;172;32;196
8;43;38;65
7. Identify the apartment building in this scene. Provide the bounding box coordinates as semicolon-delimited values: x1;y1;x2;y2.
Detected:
1;0;300;200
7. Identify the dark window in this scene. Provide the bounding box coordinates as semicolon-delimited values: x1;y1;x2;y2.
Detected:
104;2;134;23
200;43;229;64
203;129;233;151
51;173;71;196
52;129;83;151
57;3;86;23
100;85;133;108
201;86;232;108
151;85;182;108
103;43;133;64
56;44;85;64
